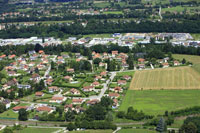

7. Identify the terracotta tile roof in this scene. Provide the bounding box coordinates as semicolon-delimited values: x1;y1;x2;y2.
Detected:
36;106;52;112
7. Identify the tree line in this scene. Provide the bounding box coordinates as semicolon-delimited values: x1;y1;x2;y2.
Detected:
1;20;200;39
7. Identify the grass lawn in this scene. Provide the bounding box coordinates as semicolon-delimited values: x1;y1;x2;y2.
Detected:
14;127;60;133
119;89;200;115
21;93;53;102
173;54;200;64
70;129;113;133
103;11;123;14
130;66;200;90
83;33;111;38
94;2;110;8
117;128;156;133
116;71;134;77
191;33;200;40
0;103;30;119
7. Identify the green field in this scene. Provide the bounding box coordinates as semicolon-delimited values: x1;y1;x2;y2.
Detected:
130;66;200;90
0;103;29;119
119;89;200;115
173;54;200;74
173;54;200;64
70;129;113;133
117;128;156;133
103;11;123;14
15;127;60;133
162;6;200;13
82;33;112;38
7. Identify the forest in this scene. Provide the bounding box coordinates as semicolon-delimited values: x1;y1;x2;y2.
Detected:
1;20;200;39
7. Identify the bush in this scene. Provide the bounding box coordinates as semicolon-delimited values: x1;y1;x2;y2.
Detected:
67;123;76;131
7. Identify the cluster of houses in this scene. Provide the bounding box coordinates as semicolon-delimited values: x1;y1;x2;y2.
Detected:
92;50;129;69
136;57;181;69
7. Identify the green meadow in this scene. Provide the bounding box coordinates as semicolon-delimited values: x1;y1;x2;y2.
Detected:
119;89;200;115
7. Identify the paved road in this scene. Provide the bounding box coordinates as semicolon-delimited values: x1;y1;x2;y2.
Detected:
113;127;121;133
81;72;116;101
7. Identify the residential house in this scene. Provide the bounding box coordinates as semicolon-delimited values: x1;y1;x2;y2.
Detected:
72;99;84;104
36;106;53;113
110;86;123;93
123;75;131;81
50;95;66;103
92;81;100;87
174;61;180;66
8;54;16;59
138;58;145;63
100;71;107;77
64;104;74;112
112;99;119;108
67;68;74;73
83;86;94;92
117;80;127;86
7;71;17;76
13;106;27;112
162;62;169;68
35;92;44;97
138;64;145;69
112;51;118;57
69;88;81;95
64;76;73;82
48;86;60;93
46;78;53;85
109;93;120;99
86;99;99;106
7;79;18;86
17;84;31;89
30;73;40;82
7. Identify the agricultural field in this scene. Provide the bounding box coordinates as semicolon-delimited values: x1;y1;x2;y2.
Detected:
119;89;200;115
70;129;113;133
117;128;156;133
162;6;200;13
14;127;60;133
103;11;123;14
130;66;200;90
173;54;200;64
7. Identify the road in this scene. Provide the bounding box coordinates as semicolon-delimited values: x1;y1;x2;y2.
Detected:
81;72;116;100
159;6;163;20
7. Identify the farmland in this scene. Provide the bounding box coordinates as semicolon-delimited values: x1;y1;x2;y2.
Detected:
119;89;200;115
118;128;156;133
14;127;60;133
130;66;200;90
173;54;200;64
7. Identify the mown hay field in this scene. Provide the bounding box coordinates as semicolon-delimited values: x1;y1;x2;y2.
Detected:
119;89;200;115
130;66;200;90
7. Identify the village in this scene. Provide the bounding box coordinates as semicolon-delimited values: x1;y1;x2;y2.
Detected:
0;40;191;122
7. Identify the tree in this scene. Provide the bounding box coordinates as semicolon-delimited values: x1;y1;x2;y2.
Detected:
105;111;113;122
93;58;102;65
116;111;126;118
67;123;76;131
65;110;75;122
150;37;155;44
34;44;43;53
180;122;197;133
0;102;6;113
1;78;7;84
3;127;13;133
9;91;15;100
156;117;167;132
84;104;106;121
100;96;113;110
18;108;28;121
182;58;186;64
